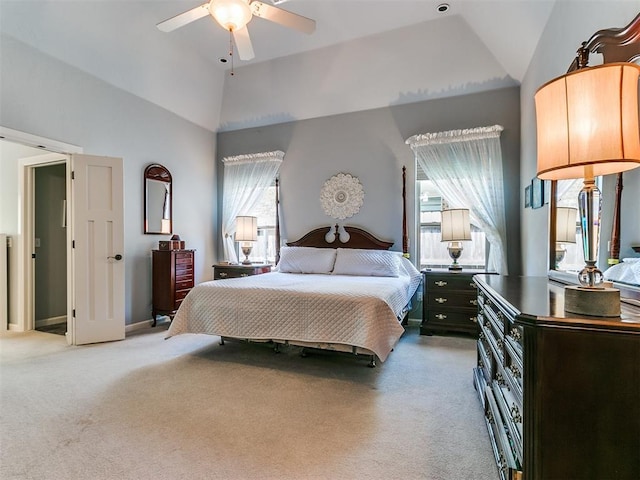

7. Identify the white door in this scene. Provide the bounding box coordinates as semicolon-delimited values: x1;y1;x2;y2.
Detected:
70;154;125;345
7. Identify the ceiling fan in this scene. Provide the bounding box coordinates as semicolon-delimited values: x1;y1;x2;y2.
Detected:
157;0;316;61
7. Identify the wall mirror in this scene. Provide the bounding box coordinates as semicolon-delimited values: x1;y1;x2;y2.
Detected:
144;164;172;234
547;14;640;299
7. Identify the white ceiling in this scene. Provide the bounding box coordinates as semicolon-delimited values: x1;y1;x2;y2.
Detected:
0;0;558;131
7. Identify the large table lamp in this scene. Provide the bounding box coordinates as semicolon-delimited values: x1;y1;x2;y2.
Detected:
535;61;640;316
441;208;471;271
235;215;257;265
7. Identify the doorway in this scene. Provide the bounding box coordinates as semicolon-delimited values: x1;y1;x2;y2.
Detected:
1;127;125;344
33;163;67;335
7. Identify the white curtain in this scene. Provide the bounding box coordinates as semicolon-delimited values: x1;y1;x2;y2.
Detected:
406;125;508;274
222;151;284;263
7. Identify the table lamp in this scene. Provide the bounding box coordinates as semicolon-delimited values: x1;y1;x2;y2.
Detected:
535;61;640;316
441;208;471;271
235;216;257;265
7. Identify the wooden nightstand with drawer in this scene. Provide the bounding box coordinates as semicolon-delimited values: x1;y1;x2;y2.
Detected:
152;249;195;326
213;263;272;280
421;269;490;337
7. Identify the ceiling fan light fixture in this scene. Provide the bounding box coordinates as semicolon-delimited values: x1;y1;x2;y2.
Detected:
209;0;253;31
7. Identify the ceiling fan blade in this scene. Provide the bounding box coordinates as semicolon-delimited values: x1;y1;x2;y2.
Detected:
157;3;210;32
233;26;255;61
251;1;316;34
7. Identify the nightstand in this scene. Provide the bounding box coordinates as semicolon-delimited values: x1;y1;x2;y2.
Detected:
213;263;271;280
421;269;491;337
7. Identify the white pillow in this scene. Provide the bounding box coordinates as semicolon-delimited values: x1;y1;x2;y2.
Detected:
332;248;402;277
277;246;337;274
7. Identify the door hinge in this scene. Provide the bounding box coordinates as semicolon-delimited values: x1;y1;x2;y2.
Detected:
31;253;36;259
72;240;75;248
72;309;76;318
71;171;75;180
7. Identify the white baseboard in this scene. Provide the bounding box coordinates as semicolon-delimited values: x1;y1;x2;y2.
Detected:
125;316;170;334
125;319;153;333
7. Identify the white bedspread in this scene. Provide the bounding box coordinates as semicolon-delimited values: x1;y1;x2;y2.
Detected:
166;268;421;362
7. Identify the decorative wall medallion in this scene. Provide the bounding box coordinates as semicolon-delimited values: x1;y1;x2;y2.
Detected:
320;173;364;220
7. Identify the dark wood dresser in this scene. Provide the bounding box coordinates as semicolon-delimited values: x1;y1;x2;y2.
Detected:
421;269;488;336
213;263;271;280
473;275;640;480
152;249;195;326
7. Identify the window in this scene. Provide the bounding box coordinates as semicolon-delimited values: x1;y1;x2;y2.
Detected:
245;182;277;264
417;180;486;270
221;151;283;264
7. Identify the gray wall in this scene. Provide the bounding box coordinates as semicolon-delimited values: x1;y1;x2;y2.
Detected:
34;164;67;322
520;4;640;276
217;86;522;275
0;35;218;326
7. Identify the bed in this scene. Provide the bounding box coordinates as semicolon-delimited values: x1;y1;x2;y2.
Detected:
166;225;421;367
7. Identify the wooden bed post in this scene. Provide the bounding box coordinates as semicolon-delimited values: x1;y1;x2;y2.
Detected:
608;172;623;265
402;166;409;257
275;177;281;265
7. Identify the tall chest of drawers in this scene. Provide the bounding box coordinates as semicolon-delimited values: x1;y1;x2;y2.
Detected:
473;275;640;480
421;269;485;336
152;249;195;326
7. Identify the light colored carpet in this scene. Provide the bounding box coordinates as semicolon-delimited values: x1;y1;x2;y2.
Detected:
0;323;498;480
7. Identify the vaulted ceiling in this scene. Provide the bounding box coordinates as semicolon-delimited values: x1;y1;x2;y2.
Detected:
0;1;557;132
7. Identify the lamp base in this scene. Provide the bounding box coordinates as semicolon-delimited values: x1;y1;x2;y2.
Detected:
564;285;620;317
447;242;463;271
241;245;253;265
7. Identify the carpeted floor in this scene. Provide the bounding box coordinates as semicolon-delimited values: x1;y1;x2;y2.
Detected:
0;323;498;480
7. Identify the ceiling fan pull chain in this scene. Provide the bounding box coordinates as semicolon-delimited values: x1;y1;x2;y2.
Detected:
228;29;235;76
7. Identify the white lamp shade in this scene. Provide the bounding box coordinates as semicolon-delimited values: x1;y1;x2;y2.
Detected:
535;63;640;180
235;216;257;242
441;209;471;242
209;0;253;31
556;207;577;244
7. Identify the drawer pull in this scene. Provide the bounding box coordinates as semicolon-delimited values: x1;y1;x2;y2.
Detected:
470;316;478;323
435;313;447;320
469;282;476;288
470;299;478;306
219;272;228;278
434;281;447;287
435;297;447;304
240;273;248;277
510;403;522;423
509;328;522;342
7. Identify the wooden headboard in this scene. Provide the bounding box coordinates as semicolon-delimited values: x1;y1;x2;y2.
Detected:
287;225;394;250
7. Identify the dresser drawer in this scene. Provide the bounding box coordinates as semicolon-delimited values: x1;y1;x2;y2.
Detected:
425;274;477;291
484;385;523;480
427;291;478;308
175;278;194;291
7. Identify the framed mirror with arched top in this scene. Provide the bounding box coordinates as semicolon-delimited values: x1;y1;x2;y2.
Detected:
144;163;172;234
547;13;640;300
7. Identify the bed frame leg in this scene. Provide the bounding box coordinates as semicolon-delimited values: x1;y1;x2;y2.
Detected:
368;356;376;368
219;337;225;346
300;348;308;358
273;343;281;353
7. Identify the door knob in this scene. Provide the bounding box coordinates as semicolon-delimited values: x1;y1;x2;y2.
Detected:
108;254;123;261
